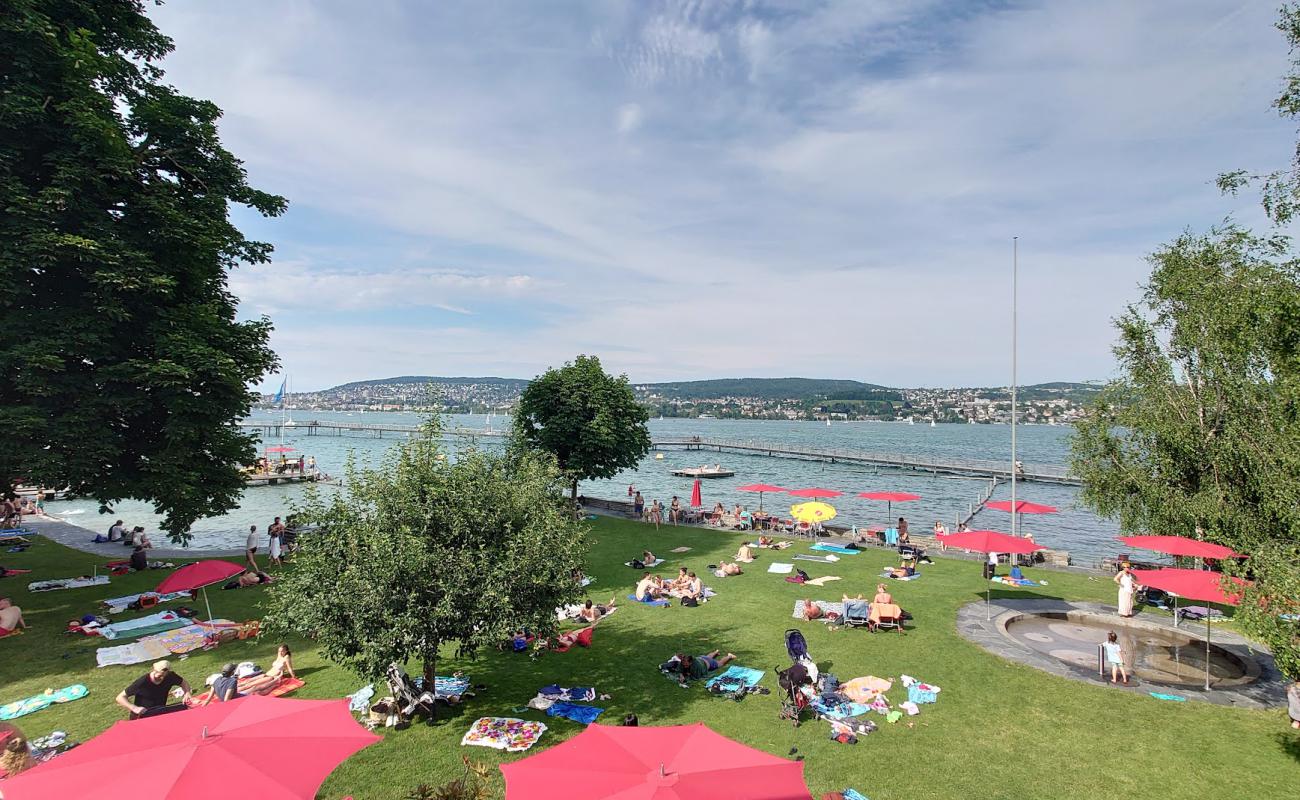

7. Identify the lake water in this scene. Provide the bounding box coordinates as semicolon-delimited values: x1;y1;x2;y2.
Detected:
45;412;1125;565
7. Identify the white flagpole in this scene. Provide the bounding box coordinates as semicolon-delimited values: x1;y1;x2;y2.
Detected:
1011;237;1018;543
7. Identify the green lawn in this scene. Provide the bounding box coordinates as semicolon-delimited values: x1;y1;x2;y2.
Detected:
1;518;1295;799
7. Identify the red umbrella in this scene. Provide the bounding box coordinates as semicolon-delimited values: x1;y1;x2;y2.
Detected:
689;479;702;508
985;500;1057;515
787;487;842;499
857;490;921;525
264;445;296;453
940;530;1046;619
1119;535;1241;561
737;484;786;513
500;722;811;800
1131;568;1252;690
156;561;245;622
0;695;380;800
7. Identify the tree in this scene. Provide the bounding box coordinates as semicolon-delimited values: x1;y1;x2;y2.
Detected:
0;1;282;542
263;418;588;687
1070;226;1300;677
513;355;651;502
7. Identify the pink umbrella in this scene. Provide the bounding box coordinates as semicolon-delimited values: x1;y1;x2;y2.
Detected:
857;490;921;525
737;484;786;513
1119;535;1241;561
156;561;245;622
1130;568;1251;690
940;530;1046;619
689;479;702;508
787;487;842;499
984;499;1057;540
263;445;295;453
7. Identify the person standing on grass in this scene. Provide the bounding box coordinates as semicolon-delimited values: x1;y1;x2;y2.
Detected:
267;516;285;567
1288;679;1300;730
1114;563;1137;618
245;524;259;571
1103;631;1129;685
669;496;681;525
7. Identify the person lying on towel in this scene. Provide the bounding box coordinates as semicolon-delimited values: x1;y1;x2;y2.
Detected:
802;600;825;621
0;597;27;637
579;597;618;624
201;663;242;705
673;651;737;685
224;570;274;590
717;561;743;576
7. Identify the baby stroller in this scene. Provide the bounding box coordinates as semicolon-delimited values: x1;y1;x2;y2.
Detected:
776;629;818;726
385;663;437;721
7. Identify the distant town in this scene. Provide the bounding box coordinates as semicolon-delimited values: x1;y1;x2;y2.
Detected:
260;376;1100;424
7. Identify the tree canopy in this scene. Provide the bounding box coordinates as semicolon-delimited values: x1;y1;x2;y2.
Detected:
0;0;282;541
513;355;651;500
264;418;589;684
1071;226;1300;678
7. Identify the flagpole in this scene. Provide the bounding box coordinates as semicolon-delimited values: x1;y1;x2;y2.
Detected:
1011;237;1018;545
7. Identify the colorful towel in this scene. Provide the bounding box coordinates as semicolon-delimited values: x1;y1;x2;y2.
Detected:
706;665;764;691
882;571;922;581
435;676;472;698
627;594;671;607
810;544;859;555
767;563;794;574
97;611;188;640
792;600;844;621
545;701;604;725
151;620;236;654
101;591;192;613
539;685;595;702
461;717;547;752
28;575;109;592
186;676;304;707
991;576;1040;587
95;638;172;668
0;629;24;640
0;685;88;721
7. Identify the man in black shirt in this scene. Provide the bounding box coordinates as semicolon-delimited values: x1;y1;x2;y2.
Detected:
129;545;148;572
116;660;191;719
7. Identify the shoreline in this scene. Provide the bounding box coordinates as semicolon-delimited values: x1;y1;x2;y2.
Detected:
19;515;243;559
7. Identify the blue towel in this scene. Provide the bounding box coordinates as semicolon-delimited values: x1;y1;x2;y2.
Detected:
347;684;375;713
546;701;604;725
627;594;671;607
434;676;471;698
810;543;859;555
1149;692;1187;702
844;789;870;800
705;665;764;690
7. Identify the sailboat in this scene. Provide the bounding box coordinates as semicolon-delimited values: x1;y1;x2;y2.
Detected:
826;419;831;427
930;418;936;427
907;417;914;425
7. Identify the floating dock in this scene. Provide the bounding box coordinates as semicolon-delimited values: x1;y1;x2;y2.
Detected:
670;466;736;478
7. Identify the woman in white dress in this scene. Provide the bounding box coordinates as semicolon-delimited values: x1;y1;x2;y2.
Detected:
267;526;283;567
1114;564;1137;617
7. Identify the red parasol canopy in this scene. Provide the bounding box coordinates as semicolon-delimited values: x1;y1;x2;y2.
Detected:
263;445;296;453
857;491;921;503
1130;568;1249;606
1119;535;1241;561
938;529;1045;555
689;479;702;508
737;484;787;494
0;695;380;800
156;561;245;594
500;722;811;800
787;487;842;499
985;500;1058;515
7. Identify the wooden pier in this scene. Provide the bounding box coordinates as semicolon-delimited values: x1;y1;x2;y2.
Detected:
236;422;1078;485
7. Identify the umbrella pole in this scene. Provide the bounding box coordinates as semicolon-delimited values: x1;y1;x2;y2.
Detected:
203;586;213;622
1204;613;1211;691
986;580;991;621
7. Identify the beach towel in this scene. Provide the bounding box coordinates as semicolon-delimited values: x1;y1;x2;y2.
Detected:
539;685;595;702
991;576;1041;587
1149;692;1187;702
545;701;604;725
768;563;794;574
751;540;792;550
551;626;594;651
1179;606;1226;622
811;543;859;555
0;568;32;578
348;684;375;713
670;547;692;553
95;638;172;668
461;717;546;752
0;629;24;639
186;675;304;706
28;575;109;592
792;600;844;621
805;576;841;587
843;789;870;800
882;571;922;581
900;675;940;704
147;619;236;655
435;676;472;699
841;676;892;704
101;591;191;613
870;603;902;625
97;611;187;640
795;554;837;564
625;558;665;568
0;685;88;721
706;665;764;691
627;594;671;607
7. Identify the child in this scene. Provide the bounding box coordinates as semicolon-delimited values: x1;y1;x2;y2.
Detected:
1103;631;1128;685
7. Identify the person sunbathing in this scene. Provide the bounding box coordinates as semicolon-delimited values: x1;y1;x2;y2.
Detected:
634;573;664;602
802;599;825;620
758;535;774;547
201;663;242;705
641;550;656;565
734;544;755;562
225;570;273;590
873;584;894;605
265;643;297;681
579;597;618;623
717;561;743;576
676;650;737;684
710;502;725;525
0;597;27;636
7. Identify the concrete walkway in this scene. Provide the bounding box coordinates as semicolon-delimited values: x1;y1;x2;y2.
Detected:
18;515;243;559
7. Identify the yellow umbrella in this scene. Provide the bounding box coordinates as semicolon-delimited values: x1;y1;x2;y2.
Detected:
790;501;837;524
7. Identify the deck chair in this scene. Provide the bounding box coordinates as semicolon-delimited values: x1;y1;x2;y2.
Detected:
870;603;905;634
842;599;870;628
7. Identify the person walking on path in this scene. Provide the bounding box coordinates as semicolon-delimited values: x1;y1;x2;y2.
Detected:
1103;631;1129;684
1114;564;1137;618
245;525;260;571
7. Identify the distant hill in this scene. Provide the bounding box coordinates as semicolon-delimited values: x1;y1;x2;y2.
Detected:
328;375;529;392
638;378;891;401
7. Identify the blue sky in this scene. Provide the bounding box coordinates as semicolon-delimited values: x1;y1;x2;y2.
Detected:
148;1;1292;391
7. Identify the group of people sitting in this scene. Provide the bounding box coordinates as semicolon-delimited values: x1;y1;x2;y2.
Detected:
96;520;153;549
635;567;705;602
114;645;297;719
801;583;904;628
0;495;38;529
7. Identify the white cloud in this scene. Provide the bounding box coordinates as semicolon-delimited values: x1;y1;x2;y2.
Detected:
616;102;644;134
231;263;536;314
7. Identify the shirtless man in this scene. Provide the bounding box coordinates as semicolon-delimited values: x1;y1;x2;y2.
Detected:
668;566;690;592
717;561;743;576
0;597;27;635
634;572;663;602
579;597;619;624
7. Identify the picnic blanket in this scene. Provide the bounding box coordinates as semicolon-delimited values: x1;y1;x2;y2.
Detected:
95;638;172;668
28;575;109;592
991;576;1040;587
461;717;546;752
153;620;237;654
0;685;88;721
841;676;893;704
705;665;764;691
101;591;191;613
435;676;472;699
627;594;671;607
545;701;604;725
792;600;845;621
795;554;837;563
810;543;859;555
882;572;922;581
767;562;794;574
185;675;304;706
625;558;665;568
97;611;187;640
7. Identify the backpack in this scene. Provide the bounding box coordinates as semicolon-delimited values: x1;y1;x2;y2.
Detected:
630;559;645;569
680;596;699;607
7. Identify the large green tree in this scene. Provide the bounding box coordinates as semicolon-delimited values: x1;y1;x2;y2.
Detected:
264;418;588;686
0;0;282;541
1071;226;1300;678
513;354;651;502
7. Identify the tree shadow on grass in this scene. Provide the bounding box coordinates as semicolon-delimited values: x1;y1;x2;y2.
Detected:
1276;730;1300;764
979;588;1069;604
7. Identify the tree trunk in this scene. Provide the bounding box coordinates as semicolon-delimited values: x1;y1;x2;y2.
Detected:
422;650;437;721
571;478;580;519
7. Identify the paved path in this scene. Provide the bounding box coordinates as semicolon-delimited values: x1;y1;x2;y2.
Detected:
19;516;243;559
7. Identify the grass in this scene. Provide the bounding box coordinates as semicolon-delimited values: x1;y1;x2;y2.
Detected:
1;517;1295;799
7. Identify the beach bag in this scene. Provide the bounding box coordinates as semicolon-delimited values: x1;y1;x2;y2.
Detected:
681;596;699;607
630;559;645;569
139;594;158;609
